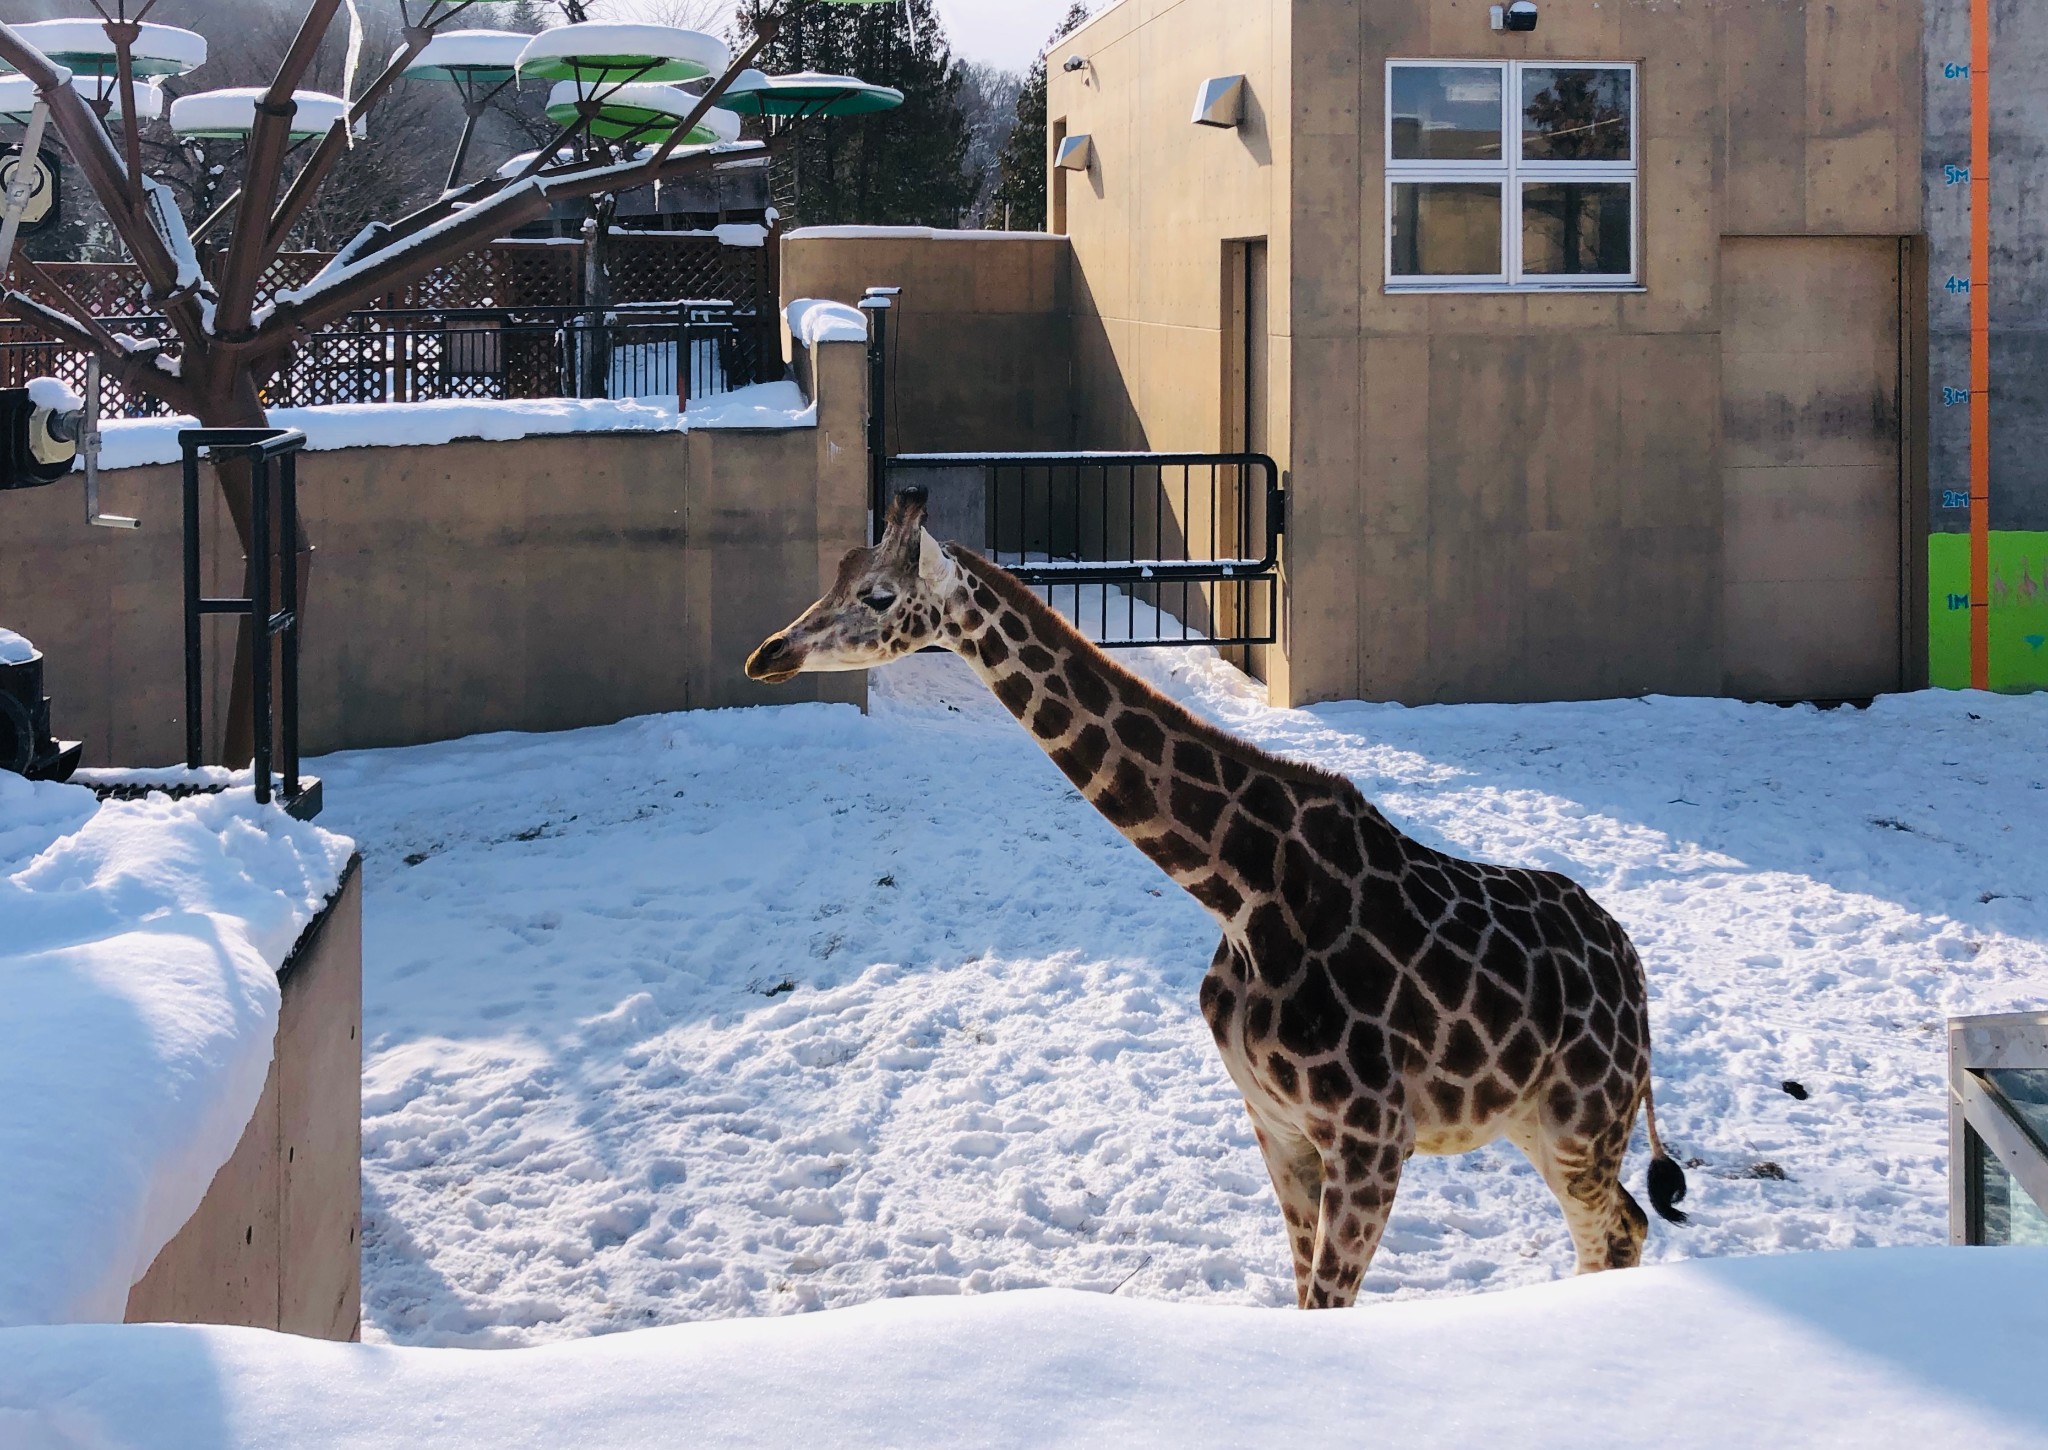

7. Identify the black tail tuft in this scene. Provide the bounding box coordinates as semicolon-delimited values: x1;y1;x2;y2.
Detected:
1648;1154;1690;1225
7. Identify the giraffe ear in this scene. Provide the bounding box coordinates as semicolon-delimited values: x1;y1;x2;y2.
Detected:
918;528;947;585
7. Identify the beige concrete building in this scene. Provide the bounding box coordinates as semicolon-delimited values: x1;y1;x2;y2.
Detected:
1045;0;1926;706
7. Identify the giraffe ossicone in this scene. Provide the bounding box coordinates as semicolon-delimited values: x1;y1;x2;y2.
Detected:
747;486;1690;1308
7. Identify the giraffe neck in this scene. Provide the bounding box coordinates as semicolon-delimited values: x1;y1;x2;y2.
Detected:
935;546;1314;927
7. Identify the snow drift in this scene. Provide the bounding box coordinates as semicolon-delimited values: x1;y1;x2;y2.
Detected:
0;777;354;1325
0;1248;2039;1448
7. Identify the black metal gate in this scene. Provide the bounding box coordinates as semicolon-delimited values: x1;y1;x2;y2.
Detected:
885;451;1284;648
859;289;1283;649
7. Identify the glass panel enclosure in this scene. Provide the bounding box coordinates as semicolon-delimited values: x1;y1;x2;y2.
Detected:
1970;1125;2048;1245
1390;66;1504;161
1391;182;1502;275
1985;1068;2048;1143
1520;66;1632;161
1521;182;1632;274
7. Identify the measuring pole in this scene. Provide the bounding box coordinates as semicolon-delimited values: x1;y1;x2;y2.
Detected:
1968;0;1991;689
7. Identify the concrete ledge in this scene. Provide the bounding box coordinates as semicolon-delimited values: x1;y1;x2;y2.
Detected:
124;855;364;1340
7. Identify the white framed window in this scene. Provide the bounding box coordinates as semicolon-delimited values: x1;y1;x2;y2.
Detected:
1385;60;1638;291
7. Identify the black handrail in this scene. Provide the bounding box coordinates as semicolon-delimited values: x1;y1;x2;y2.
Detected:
179;427;307;808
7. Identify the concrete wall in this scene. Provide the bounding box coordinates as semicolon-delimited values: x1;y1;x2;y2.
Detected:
1054;0;1926;706
1922;0;2048;690
125;857;363;1339
1;340;869;766
1283;0;1924;706
780;229;1074;454
1050;0;1292;460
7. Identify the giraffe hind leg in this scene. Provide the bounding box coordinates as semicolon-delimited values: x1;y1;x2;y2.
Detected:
1511;1114;1646;1274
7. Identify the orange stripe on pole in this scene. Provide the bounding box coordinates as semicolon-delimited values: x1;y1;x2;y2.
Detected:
1969;0;1991;690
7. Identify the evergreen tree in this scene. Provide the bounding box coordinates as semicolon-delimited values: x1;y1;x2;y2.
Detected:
989;2;1090;231
734;0;977;228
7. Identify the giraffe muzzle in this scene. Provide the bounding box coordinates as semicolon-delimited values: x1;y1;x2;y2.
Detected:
745;633;803;684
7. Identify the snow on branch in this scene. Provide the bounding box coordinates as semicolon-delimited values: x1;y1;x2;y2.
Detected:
139;175;218;336
264;141;764;324
270;179;541;314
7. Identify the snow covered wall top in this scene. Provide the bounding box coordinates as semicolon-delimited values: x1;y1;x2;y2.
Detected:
75;387;819;473
0;1248;2038;1447
0;776;354;1326
786;296;867;349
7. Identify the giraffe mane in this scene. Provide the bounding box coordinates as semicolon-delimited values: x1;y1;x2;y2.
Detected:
947;545;1369;804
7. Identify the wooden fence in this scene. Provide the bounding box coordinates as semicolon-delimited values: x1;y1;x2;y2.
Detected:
0;231;778;415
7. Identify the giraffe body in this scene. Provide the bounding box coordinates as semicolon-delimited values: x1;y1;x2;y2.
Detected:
747;489;1688;1308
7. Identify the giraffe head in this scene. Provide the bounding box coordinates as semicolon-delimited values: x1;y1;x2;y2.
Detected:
745;486;954;684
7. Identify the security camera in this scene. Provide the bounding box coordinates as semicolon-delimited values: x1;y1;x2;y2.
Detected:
1502;1;1538;31
1062;55;1088;72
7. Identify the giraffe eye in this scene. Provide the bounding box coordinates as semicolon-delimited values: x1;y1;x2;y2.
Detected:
858;588;897;612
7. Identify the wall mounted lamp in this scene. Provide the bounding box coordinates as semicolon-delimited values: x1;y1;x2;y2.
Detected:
1190;74;1245;128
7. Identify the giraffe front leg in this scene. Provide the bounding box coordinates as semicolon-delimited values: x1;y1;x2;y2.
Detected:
1249;1118;1323;1307
1304;1130;1409;1309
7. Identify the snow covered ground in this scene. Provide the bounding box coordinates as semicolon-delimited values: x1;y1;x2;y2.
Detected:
3;1248;2042;1449
0;776;353;1326
313;644;2047;1347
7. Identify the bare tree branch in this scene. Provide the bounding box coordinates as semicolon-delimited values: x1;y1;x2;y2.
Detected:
215;0;345;336
246;139;762;349
1;286;201;415
263;2;489;254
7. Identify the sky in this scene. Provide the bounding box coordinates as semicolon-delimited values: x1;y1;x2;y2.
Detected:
608;0;1085;72
929;0;1084;69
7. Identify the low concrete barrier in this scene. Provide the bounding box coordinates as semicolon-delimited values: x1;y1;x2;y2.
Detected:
125;855;364;1339
2;341;868;767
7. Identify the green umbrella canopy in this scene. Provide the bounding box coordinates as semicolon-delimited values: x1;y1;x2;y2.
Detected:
400;30;531;85
0;18;207;78
543;81;742;145
720;70;904;117
516;23;729;85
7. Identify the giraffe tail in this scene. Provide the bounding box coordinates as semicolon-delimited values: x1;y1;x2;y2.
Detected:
1642;1085;1690;1225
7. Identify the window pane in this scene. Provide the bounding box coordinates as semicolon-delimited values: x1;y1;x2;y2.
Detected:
1985;1069;2048;1143
1390;66;1503;161
1522;182;1631;274
1391;182;1502;276
1521;67;1631;161
1972;1127;2048;1246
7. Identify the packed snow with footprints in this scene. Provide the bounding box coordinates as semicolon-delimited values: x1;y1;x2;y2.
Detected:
317;642;2046;1345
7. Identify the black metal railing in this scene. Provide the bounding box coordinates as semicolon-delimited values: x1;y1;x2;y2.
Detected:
0;302;770;417
180;427;310;813
886;451;1285;649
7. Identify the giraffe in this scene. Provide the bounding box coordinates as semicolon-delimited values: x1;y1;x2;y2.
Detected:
746;487;1689;1308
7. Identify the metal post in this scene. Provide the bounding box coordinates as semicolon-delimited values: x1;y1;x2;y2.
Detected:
279;450;300;801
181;446;203;770
249;452;273;805
0;98;51;277
677;305;689;415
858;295;891;542
446;102;483;194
